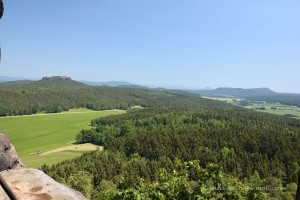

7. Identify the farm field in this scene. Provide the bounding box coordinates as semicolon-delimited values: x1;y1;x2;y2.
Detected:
203;96;300;119
244;102;300;118
0;109;125;168
25;143;103;168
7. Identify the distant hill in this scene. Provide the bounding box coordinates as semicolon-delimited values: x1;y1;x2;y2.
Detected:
0;75;34;83
1;77;138;87
0;80;34;86
80;80;135;87
187;87;277;98
1;76;86;88
0;77;231;117
2;76;300;107
186;87;300;107
115;84;147;89
80;80;149;89
33;76;86;87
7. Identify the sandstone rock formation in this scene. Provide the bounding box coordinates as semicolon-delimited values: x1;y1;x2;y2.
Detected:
0;133;24;171
0;168;87;200
42;76;72;81
0;133;87;200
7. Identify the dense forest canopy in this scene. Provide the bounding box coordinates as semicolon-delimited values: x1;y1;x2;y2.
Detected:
44;109;300;198
0;78;226;116
1;78;299;199
80;109;300;183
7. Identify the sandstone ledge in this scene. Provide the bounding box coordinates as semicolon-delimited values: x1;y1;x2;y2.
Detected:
0;168;87;200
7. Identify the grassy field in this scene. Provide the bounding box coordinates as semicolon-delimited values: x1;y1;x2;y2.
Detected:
0;109;125;168
202;96;244;103
244;102;300;119
25;143;103;168
203;96;300;119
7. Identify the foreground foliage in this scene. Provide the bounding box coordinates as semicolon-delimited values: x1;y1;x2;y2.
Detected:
42;152;297;199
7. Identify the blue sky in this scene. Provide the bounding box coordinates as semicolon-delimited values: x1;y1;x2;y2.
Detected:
0;0;300;92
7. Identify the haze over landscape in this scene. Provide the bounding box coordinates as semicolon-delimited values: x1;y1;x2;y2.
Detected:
1;0;300;93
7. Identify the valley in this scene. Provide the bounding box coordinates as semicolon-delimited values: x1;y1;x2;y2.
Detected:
0;78;299;199
1;1;300;198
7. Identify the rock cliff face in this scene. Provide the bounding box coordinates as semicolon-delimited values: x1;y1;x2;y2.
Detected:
0;133;24;171
0;0;3;19
0;133;87;200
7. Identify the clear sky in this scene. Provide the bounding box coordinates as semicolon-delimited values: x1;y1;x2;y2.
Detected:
0;0;299;93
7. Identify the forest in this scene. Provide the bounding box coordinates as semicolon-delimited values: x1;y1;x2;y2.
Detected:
0;78;216;116
0;78;299;199
34;82;299;199
77;109;300;183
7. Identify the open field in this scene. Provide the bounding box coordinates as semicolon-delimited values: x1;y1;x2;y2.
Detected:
0;109;125;168
203;96;300;119
202;96;244;103
25;143;103;168
244;102;300;118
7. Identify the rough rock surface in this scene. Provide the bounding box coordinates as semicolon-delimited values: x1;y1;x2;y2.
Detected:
0;133;87;200
0;133;24;171
0;168;87;200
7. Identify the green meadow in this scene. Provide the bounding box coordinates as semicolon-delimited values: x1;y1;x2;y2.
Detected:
203;97;300;119
0;109;125;168
244;102;300;119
